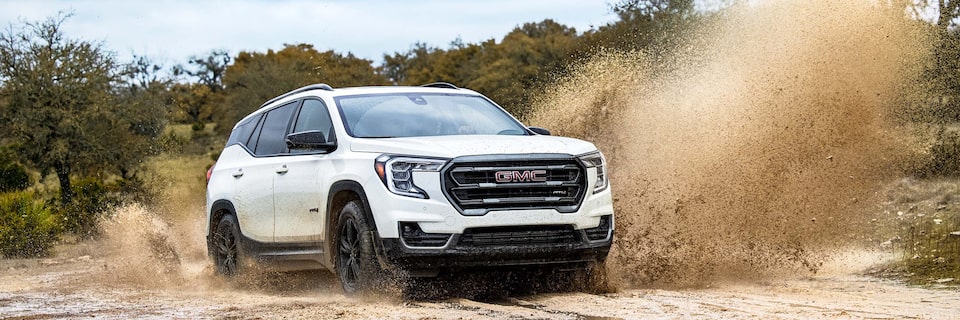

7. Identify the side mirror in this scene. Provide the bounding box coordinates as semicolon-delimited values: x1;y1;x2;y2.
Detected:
286;130;336;152
528;126;551;135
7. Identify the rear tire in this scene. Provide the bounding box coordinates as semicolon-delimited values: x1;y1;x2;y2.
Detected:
213;214;242;276
335;200;383;294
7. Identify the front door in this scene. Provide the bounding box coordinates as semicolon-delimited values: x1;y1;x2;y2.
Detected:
273;98;336;243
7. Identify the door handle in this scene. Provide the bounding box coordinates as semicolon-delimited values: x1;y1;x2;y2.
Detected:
232;169;244;178
276;165;289;174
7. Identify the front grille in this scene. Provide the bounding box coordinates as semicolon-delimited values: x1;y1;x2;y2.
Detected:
442;154;586;215
458;225;579;247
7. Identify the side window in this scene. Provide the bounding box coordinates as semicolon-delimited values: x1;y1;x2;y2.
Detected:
246;114;265;152
253;101;299;156
226;113;263;148
292;99;336;143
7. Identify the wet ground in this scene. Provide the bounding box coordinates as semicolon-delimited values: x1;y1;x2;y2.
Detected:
2;245;958;320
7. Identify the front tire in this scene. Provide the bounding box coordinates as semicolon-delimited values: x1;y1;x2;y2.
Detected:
213;214;242;276
335;200;382;294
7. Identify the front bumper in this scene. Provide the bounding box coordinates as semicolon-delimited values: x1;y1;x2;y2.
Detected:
371;219;612;275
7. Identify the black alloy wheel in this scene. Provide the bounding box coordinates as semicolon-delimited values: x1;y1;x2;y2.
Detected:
214;214;241;276
335;200;380;294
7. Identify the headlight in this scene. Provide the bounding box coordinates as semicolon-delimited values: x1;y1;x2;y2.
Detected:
579;151;608;193
375;155;447;199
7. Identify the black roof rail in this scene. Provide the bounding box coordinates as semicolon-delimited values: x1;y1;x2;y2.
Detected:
259;83;334;108
420;82;459;89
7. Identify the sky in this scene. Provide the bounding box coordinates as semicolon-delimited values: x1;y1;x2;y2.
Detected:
0;0;619;66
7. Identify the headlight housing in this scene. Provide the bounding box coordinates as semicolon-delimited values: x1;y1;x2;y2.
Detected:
375;155;447;199
579;151;608;194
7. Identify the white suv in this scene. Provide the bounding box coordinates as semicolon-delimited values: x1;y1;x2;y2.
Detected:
205;83;614;293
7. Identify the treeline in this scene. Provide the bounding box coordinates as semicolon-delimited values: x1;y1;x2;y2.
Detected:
1;0;960;257
189;0;702;133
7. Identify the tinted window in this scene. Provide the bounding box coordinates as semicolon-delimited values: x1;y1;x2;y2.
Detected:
226;113;263;148
293;99;335;142
246;114;265;151
336;94;528;138
254;101;298;156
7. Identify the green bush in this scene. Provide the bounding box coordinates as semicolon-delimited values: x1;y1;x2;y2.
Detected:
157;131;188;154
57;177;120;238
190;121;206;132
0;191;60;258
115;175;156;205
0;160;30;192
928;128;960;176
913;126;960;178
0;148;31;192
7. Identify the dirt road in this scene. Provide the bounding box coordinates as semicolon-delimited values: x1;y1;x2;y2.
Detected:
2;243;957;320
3;2;957;318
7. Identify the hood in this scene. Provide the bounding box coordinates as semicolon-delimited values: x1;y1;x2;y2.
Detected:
348;135;599;158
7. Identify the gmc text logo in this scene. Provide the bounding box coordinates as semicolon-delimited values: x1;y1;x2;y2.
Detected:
495;170;548;183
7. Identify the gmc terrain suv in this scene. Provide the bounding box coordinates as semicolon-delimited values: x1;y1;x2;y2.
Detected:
205;83;614;293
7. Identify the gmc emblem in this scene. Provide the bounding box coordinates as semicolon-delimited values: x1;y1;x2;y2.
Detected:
495;170;547;183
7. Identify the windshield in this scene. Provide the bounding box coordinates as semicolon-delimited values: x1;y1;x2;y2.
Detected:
335;93;529;138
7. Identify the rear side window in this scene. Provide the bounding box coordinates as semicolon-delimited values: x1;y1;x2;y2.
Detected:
226;113;263;148
253;101;299;156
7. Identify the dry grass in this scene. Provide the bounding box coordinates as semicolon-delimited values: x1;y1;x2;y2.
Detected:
877;178;960;285
142;153;212;222
166;123;217;140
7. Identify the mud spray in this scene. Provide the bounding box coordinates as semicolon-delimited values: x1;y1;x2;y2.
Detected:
528;1;928;287
85;1;930;293
69;203;217;292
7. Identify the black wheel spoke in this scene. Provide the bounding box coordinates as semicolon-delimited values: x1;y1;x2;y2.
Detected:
213;217;241;277
335;203;379;294
350;230;360;250
349;257;361;281
346;220;356;241
339;235;351;253
217;243;229;255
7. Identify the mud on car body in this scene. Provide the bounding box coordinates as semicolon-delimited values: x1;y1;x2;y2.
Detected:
205;82;614;293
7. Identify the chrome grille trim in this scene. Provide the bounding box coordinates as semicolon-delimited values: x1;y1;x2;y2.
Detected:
441;154;587;216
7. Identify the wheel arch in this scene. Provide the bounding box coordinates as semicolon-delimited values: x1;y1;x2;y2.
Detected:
208;199;238;258
325;180;376;266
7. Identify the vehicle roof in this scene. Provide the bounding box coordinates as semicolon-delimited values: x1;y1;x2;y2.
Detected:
234;84;483;129
327;85;481;95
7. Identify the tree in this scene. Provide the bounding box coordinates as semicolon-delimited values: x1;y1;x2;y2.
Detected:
577;0;696;57
123;54;165;92
904;0;960;121
381;20;579;118
0;14;163;204
170;82;216;125
612;0;695;21
217;44;388;134
111;58;169;179
168;50;231;129
468;20;579;117
183;49;230;92
905;0;960;30
382;42;445;85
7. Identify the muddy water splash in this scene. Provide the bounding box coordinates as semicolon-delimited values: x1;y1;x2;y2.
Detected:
529;1;927;287
92;203;339;293
92;204;214;289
